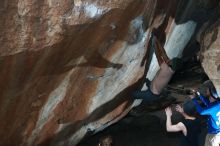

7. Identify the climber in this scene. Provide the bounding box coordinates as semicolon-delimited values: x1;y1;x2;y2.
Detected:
190;80;220;146
165;104;201;146
132;35;183;102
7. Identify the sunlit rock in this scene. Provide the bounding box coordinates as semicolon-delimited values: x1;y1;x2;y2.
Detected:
0;0;219;146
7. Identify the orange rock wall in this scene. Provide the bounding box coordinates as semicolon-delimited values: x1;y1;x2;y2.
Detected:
0;0;219;146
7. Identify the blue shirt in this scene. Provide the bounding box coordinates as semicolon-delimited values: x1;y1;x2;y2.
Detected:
192;93;220;134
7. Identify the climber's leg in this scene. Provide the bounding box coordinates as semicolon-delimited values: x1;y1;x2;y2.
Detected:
132;79;160;102
153;35;183;71
132;88;160;102
153;36;170;66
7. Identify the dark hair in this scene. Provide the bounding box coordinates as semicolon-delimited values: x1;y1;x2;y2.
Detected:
183;100;197;117
199;80;219;99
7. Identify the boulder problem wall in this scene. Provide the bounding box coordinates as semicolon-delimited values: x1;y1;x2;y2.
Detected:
0;0;219;145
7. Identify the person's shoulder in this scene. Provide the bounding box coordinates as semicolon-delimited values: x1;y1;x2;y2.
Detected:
193;118;201;125
182;119;199;126
177;122;187;135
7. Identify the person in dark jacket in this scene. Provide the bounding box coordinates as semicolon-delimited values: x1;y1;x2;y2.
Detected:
190;80;220;146
165;103;201;146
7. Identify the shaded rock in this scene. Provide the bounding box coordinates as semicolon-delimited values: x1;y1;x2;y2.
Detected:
197;8;220;95
0;0;219;146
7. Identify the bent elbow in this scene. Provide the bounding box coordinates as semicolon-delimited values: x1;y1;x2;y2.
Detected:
166;126;172;132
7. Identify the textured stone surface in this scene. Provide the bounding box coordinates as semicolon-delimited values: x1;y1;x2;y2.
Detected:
198;9;220;96
0;0;219;146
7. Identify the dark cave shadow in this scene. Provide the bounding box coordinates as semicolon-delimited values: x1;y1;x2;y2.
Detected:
1;0;220;146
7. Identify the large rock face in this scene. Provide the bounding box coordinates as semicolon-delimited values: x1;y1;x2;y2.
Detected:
0;0;219;146
198;10;220;96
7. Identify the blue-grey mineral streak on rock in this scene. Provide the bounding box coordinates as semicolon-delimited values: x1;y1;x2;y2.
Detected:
89;31;149;114
27;71;73;146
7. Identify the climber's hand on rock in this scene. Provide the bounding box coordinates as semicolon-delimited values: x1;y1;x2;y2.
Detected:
165;107;172;117
189;90;196;99
175;105;184;113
